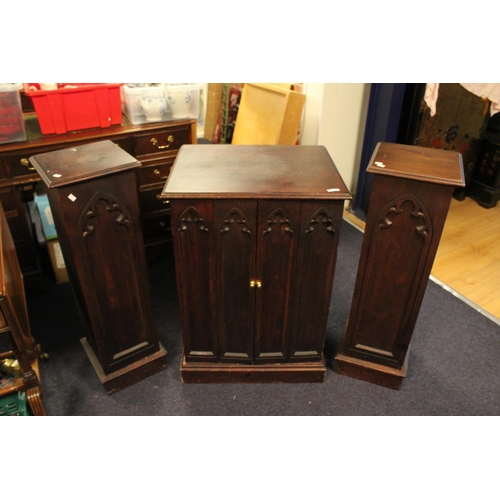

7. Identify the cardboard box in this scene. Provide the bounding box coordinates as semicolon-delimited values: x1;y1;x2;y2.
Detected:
47;239;69;284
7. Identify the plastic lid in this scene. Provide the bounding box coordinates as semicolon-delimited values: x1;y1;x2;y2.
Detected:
0;83;22;92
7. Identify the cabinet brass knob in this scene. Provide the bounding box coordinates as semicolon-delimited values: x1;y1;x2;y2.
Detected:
256;280;262;288
156;194;169;204
153;168;169;180
250;280;255;288
21;158;36;171
151;135;174;150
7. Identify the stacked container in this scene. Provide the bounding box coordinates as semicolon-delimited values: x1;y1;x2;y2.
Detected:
0;83;26;144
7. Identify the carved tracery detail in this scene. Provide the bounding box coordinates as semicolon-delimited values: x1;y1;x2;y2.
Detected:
263;208;294;235
81;191;130;238
219;208;251;234
378;193;431;240
178;206;209;232
305;208;336;234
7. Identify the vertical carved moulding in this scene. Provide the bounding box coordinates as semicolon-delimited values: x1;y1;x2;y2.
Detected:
350;193;434;365
217;206;254;361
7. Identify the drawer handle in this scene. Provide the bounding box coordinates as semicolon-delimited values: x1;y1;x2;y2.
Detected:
156;194;170;204
153;169;169;180
150;135;174;150
21;158;36;171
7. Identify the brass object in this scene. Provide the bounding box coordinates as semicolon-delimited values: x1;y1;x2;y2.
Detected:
153;168;169;180
150;135;174;150
21;158;36;171
249;280;255;288
156;194;169;204
0;358;22;377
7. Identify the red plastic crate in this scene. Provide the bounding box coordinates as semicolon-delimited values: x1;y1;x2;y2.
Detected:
24;83;123;135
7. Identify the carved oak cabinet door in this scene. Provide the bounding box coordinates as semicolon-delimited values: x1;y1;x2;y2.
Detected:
163;145;351;383
335;142;464;390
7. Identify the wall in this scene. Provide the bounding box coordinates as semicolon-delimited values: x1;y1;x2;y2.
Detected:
302;83;371;196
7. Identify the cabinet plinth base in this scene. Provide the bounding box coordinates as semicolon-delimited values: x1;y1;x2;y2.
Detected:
180;354;326;383
81;338;167;395
334;352;408;390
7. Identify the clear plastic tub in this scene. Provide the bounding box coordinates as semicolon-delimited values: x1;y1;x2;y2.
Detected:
0;83;26;144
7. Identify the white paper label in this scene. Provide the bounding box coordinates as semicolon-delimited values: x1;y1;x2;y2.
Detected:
68;194;77;202
53;242;66;269
53;173;62;178
44;206;54;226
327;188;340;192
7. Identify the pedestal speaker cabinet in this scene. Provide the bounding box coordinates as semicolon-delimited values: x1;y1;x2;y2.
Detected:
29;141;167;394
161;145;351;383
335;142;464;389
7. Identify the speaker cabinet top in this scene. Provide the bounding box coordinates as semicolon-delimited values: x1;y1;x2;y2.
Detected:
29;140;140;188
367;142;465;187
162;145;351;201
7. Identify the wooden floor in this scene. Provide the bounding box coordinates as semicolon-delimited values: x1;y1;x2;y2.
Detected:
432;196;500;320
344;195;500;322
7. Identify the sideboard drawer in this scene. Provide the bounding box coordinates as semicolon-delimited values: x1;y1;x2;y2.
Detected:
0;186;19;216
5;153;39;178
139;186;171;216
137;158;174;188
133;126;191;157
142;213;172;240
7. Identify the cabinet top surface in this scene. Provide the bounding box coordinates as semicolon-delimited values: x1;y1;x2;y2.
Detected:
367;142;465;187
162;145;352;199
28;140;141;188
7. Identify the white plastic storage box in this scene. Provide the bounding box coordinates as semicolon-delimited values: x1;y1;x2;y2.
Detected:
122;84;203;124
164;84;203;120
121;84;169;125
0;83;26;144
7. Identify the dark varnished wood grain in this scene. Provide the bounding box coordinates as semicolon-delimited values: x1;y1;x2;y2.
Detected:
163;145;350;199
335;142;464;389
30;142;166;393
163;145;351;383
367;142;465;186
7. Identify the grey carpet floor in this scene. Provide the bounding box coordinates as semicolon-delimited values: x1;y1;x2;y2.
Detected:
27;219;500;416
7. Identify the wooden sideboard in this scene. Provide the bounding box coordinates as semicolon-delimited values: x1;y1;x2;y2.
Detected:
162;145;351;383
0;113;197;291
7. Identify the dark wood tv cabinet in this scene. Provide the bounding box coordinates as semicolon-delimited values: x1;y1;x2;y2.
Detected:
162;145;351;383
